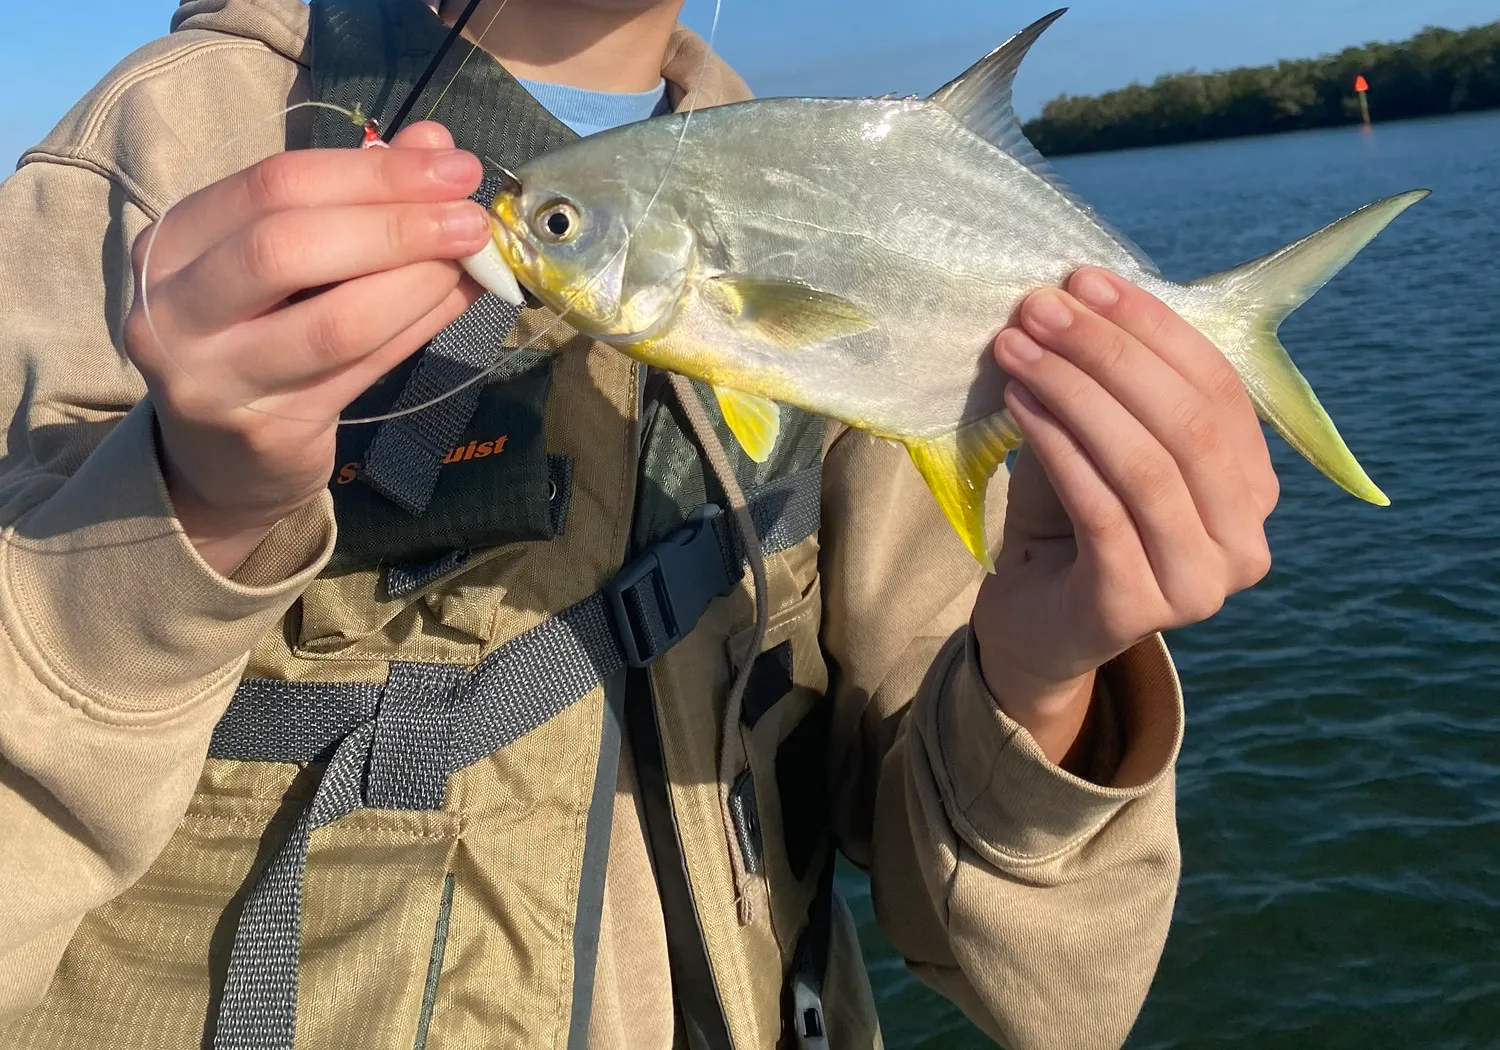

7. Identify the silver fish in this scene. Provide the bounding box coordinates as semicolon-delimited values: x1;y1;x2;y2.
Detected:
472;8;1427;569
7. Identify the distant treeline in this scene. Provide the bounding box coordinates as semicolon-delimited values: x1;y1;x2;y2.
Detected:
1022;21;1500;156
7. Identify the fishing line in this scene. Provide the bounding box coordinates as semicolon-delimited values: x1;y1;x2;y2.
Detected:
418;0;513;130
137;0;723;428
137;99;374;392
336;0;725;427
386;0;489;139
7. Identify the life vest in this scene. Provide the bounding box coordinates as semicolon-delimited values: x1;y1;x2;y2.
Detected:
7;2;876;1048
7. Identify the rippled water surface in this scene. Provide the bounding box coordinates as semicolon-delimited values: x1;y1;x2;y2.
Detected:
842;110;1500;1049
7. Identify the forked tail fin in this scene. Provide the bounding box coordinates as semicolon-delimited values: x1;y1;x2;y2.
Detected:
1189;190;1430;506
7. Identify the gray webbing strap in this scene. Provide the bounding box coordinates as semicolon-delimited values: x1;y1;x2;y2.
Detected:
208;469;822;1049
310;0;580;518
383;549;472;601
358;175;520;515
213;722;375;1050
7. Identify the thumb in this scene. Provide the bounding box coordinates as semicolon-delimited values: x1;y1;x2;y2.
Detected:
1002;443;1074;542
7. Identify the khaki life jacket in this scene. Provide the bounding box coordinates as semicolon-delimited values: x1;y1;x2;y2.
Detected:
7;2;882;1048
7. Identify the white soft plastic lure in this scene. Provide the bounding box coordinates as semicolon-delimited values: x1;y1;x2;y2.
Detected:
359;128;526;306
462;232;526;307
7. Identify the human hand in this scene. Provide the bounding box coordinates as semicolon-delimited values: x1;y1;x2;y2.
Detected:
971;267;1280;765
122;122;489;574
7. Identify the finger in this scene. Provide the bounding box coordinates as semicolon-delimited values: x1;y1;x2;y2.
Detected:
390;121;456;150
1068;268;1278;513
226;260;473;392
160;200;490;332
1015;287;1261;552
996;326;1222;611
139;145;484;283
1003;381;1162;614
1000;442;1074;542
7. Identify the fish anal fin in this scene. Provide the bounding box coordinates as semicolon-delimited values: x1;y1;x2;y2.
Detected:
902;413;1022;573
702;275;874;349
715;386;781;463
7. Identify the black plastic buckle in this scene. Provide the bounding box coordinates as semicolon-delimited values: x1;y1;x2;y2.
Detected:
605;505;737;668
790;975;828;1050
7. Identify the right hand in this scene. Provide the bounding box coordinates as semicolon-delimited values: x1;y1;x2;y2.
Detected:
123;122;490;574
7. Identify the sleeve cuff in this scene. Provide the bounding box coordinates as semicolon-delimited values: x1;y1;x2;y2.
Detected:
919;629;1184;863
0;401;336;719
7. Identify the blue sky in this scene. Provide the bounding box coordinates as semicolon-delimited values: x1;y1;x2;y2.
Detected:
2;0;1495;168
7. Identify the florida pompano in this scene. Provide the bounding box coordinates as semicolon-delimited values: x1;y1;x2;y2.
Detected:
462;8;1427;571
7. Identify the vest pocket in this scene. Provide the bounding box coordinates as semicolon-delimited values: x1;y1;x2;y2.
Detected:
413;873;457;1050
326;356;559;574
727;575;834;967
298;810;462;1049
4;782;463;1050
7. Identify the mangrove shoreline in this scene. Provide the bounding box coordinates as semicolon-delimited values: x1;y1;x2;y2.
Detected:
1023;21;1500;157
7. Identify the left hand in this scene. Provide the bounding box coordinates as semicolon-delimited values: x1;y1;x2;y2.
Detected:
971;267;1280;764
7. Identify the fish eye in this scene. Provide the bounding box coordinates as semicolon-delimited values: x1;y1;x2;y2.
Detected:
535;200;581;243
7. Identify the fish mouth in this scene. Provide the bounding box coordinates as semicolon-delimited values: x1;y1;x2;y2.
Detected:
488;194;541;298
458;214;525;307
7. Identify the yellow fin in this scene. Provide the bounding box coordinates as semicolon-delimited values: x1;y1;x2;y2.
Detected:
701;275;874;349
903;413;1023;573
714;386;781;463
1187;191;1428;508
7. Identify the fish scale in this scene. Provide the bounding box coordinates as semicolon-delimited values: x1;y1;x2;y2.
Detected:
462;8;1429;571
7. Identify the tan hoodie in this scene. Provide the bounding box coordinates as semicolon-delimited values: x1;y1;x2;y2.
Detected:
0;2;1186;1048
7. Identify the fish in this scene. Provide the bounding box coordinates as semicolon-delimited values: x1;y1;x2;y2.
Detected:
461;8;1428;571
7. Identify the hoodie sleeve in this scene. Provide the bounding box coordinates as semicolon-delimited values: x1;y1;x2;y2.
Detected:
820;425;1184;1050
0;157;336;1025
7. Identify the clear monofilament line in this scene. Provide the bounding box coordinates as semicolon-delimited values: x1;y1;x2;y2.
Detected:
136;0;724;428
327;0;725;427
138;100;366;393
422;0;513;125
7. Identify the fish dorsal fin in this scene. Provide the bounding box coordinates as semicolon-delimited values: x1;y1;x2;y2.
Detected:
927;9;1159;274
928;10;1067;155
714;386;781;463
901;412;1024;573
701;275;875;349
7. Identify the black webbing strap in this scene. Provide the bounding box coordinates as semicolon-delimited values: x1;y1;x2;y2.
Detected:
309;0;579;516
207;469;822;1049
358;175;535;515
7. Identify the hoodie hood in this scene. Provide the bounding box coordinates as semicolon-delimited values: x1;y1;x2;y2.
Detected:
169;0;751;107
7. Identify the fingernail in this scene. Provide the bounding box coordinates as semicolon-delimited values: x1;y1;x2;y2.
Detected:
1007;381;1043;414
1025;291;1073;332
430;150;478;184
999;329;1045;364
443;202;489;239
1073;270;1119;309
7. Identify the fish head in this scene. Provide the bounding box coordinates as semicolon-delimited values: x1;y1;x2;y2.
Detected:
489;147;696;342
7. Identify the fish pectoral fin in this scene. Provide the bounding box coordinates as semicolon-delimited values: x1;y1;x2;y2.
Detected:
902;413;1023;574
702;275;874;349
714;386;781;463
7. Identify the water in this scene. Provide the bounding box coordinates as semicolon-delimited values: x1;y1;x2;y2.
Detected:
842;110;1500;1049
